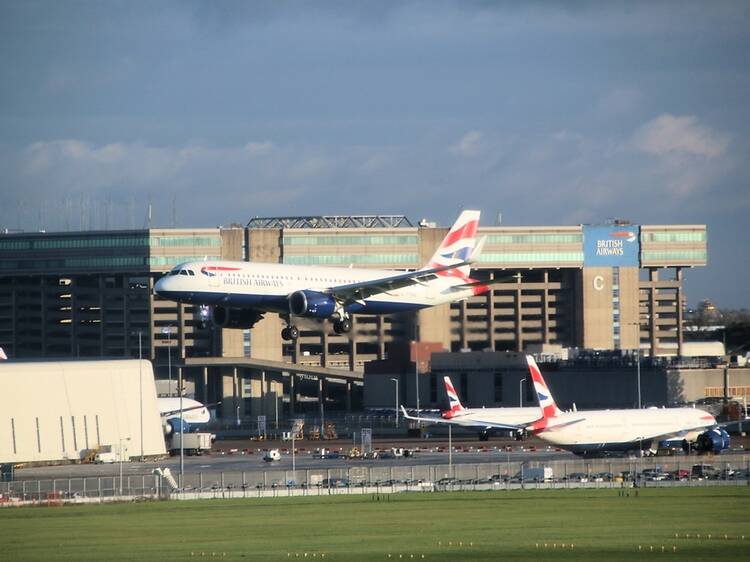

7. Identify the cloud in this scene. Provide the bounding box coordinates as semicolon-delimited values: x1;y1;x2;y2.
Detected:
449;130;484;157
596;87;643;116
633;114;729;158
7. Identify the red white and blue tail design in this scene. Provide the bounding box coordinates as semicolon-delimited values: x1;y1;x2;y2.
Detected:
442;376;466;419
426;210;488;296
527;355;561;419
427;210;480;278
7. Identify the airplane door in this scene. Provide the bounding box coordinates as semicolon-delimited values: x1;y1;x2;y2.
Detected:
208;272;220;288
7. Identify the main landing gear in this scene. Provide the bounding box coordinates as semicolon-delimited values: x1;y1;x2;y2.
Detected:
281;325;299;341
280;315;352;341
332;317;352;335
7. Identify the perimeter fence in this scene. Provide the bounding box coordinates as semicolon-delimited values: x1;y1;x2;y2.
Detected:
2;455;749;507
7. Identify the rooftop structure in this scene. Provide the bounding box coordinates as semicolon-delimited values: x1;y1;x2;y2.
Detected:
246;215;413;229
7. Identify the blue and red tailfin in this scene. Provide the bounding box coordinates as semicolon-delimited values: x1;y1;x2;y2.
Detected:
427;210;480;279
526;355;561;419
442;376;466;419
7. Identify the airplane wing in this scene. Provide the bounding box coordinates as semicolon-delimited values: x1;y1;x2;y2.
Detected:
324;260;473;303
635;422;715;443
400;406;527;431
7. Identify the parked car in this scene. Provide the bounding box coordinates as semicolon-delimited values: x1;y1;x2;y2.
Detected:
436;477;458;486
691;464;718;480
321;477;349;488
640;468;667;481
667;469;689;481
565;473;589;483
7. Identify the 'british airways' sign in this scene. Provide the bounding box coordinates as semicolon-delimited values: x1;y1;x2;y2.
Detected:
583;225;640;267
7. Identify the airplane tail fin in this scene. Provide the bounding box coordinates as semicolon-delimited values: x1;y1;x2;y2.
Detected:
426;210;481;278
526;355;562;419
442;376;466;419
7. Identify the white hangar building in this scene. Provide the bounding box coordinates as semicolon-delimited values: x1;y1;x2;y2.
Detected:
0;359;166;464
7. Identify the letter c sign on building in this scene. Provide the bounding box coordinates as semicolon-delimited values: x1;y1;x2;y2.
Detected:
593;275;605;291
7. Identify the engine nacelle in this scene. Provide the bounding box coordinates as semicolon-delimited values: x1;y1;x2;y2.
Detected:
163;417;191;436
289;290;336;318
211;306;263;329
690;427;730;454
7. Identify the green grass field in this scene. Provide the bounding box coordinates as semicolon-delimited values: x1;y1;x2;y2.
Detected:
2;488;749;561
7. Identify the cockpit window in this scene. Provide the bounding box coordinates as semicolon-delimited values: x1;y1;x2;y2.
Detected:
187;270;195;276
179;270;188;276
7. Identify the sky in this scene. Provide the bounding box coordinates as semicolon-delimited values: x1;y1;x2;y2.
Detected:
1;1;748;308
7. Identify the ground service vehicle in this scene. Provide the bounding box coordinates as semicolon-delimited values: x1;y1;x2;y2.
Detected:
521;467;554;482
263;449;281;462
168;432;212;456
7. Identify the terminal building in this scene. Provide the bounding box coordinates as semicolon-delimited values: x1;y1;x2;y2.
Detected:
0;215;708;418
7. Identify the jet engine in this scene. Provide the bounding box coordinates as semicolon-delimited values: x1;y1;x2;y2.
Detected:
211;306;264;329
163;418;192;436
683;427;730;454
288;290;336;318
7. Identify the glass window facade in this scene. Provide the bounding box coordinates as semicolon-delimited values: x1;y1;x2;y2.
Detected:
149;255;219;267
643;231;706;243
0;236;149;251
477;251;583;264
641;250;707;261
283;235;418;246
284;254;418;266
149;235;221;247
0;256;148;270
486;233;582;244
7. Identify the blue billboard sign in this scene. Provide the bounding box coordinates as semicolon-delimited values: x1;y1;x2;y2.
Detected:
583;225;640;267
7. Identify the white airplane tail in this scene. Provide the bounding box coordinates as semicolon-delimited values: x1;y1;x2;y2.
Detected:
426;210;481;278
442;376;466;419
526;355;562;419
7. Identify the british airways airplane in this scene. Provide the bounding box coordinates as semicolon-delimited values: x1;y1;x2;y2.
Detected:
154;211;489;341
524;356;728;456
402;376;541;439
404;358;728;456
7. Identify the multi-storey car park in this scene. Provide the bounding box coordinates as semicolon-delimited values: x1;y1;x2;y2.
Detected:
0;216;710;418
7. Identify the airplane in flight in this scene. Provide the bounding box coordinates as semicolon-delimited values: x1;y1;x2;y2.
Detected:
154;210;489;340
405;356;728;457
401;376;541;440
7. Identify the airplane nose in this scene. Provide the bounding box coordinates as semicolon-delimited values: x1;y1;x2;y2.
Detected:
154;276;170;296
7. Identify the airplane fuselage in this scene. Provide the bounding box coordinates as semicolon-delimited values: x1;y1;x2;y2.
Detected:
155;260;478;316
535;407;715;453
445;407;542;428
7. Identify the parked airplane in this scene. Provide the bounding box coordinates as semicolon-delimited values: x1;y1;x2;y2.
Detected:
154;211;489;340
524;356;727;456
401;376;541;439
157;397;211;435
404;357;728;457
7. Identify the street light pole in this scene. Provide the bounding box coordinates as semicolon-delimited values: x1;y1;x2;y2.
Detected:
138;331;144;461
118;437;130;496
414;335;420;415
636;344;642;409
628;321;642;409
633;322;642;409
448;424;453;477
519;378;526;407
391;378;399;427
292;430;296;475
179;365;184;487
162;325;173;396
